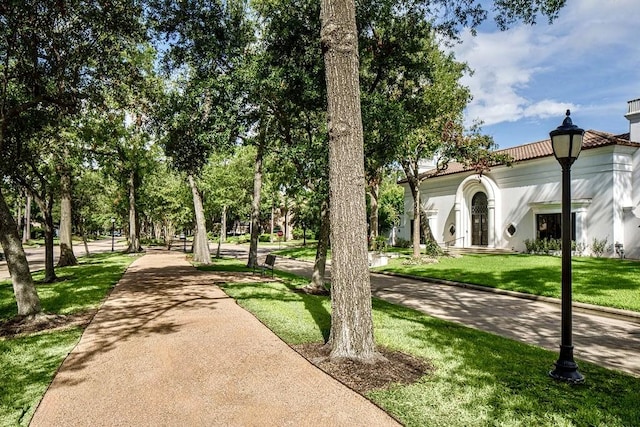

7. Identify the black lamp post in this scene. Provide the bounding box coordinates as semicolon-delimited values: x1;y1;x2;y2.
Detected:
111;218;115;252
549;110;585;384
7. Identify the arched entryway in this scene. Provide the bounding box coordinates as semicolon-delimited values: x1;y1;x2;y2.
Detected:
454;174;501;249
471;192;488;246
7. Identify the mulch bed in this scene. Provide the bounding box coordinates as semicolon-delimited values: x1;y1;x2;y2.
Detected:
293;342;433;394
0;310;96;339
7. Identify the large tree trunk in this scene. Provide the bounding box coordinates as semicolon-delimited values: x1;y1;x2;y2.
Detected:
368;180;380;247
247;139;265;268
22;193;31;243
127;170;142;253
420;209;436;245
34;193;57;283
404;175;422;258
188;174;211;264
321;0;379;362
0;188;41;316
57;171;77;267
411;188;421;257
303;197;330;295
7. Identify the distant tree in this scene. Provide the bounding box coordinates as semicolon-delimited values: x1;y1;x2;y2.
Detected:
253;0;332;291
201;148;254;248
151;0;253;263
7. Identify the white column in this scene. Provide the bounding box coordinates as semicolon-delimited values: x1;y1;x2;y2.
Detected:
488;199;495;248
454;202;461;247
426;210;439;243
574;207;587;248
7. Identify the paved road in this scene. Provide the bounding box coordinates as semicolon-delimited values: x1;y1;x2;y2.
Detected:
221;243;640;377
0;238;128;280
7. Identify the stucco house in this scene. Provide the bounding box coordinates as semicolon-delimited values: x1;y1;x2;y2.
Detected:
397;98;640;258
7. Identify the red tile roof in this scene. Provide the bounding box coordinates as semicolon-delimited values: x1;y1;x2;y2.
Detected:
412;130;640;180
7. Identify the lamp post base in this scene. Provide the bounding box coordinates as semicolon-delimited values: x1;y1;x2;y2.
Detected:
549;346;584;384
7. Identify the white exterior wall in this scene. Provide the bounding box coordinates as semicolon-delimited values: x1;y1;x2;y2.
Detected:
623;147;640;258
399;145;640;257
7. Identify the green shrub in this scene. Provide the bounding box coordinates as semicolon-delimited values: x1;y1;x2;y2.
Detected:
402;255;439;265
523;238;562;255
140;238;165;247
371;236;388;252
591;237;609;257
292;228;305;240
31;227;44;239
259;233;271;242
227;234;250;244
394;237;412;248
423;239;444;257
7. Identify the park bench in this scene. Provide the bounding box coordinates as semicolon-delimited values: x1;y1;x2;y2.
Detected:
253;254;276;277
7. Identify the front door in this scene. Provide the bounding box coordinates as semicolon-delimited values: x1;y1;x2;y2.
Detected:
471;192;488;246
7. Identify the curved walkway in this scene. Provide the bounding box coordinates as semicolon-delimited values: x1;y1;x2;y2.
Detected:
30;250;398;426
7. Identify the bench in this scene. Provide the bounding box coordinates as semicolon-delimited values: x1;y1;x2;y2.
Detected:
253;254;276;277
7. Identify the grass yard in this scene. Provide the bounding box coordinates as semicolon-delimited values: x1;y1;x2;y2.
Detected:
212;258;640;427
272;245;326;262
375;254;640;312
0;252;138;426
1;252;138;320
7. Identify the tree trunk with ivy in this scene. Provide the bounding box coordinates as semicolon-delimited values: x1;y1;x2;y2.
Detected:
420;209;436;251
33;193;57;283
22;194;31;243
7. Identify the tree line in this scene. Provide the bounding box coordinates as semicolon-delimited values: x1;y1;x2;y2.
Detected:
0;0;566;362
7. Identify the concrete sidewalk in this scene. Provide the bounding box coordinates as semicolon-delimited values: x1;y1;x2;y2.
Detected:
30;250;398;426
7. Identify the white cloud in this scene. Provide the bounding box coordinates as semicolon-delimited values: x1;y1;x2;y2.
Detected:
453;0;640;128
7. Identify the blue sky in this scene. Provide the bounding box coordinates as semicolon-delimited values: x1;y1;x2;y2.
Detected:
450;0;640;149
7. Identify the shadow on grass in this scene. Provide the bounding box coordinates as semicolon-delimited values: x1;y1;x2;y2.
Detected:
221;277;332;343
0;253;138;321
372;298;640;426
214;269;640;425
0;329;83;425
208;258;640;425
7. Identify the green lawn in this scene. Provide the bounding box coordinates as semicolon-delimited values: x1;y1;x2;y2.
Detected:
375;254;640;312
1;253;138;320
0;253;138;426
212;259;640;427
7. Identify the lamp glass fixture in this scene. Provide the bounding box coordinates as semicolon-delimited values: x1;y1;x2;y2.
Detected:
550;110;584;161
